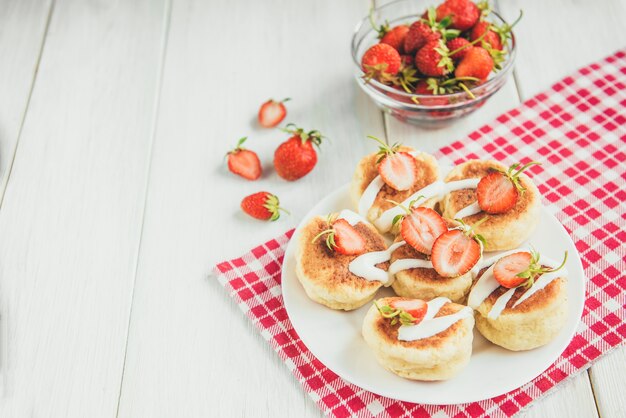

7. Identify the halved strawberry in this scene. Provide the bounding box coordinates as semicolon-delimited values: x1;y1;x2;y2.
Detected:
258;98;288;128
493;251;532;288
333;219;367;255
226;137;262;180
476;161;540;214
401;207;447;254
313;218;366;256
476;172;517;213
379;152;417;191
431;229;481;277
390;299;428;324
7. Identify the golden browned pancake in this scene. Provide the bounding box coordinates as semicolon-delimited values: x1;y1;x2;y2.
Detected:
295;215;388;310
350;148;440;226
389;236;472;303
362;296;474;380
473;267;568;351
440;160;541;251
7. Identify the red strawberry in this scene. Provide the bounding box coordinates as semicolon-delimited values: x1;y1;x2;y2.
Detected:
313;218;366;255
400;54;414;67
469;21;502;50
379;152;417;191
493;251;532;288
226;137;262;180
241;192;287;221
446;37;471;62
404;21;440;55
476;172;517;213
476;161;540;214
431;229;481;277
415;39;453;77
361;43;402;79
381;25;410;53
274;124;323;181
454;46;493;81
390;299;428;324
369;136;417;191
401;207;447;254
413;80;449;106
436;0;480;31
332;219;367;255
258;98;288;128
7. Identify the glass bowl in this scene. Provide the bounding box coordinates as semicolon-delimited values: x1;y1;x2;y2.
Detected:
351;0;516;128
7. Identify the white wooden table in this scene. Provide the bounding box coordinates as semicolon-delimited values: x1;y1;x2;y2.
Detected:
0;0;624;416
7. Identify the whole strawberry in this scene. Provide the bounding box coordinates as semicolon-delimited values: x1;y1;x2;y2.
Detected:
274;124;324;181
241;192;288;221
446;37;471;62
361;43;401;81
226;137;262;180
369;10;409;53
455;46;494;81
381;25;410;53
471;11;524;52
469;21;501;50
403;20;440;55
436;0;480;31
415;39;453;77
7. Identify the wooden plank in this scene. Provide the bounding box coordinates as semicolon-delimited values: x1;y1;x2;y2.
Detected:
589;347;626;418
521;372;598;418
0;0;168;416
500;0;626;100
0;0;53;198
117;0;380;417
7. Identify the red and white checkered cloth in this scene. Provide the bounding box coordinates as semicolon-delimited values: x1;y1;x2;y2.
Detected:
213;49;626;417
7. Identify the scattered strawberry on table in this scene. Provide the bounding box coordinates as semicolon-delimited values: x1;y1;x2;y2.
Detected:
313;216;367;255
361;0;522;104
274;124;324;181
258;98;289;128
241;191;289;221
226;137;262;180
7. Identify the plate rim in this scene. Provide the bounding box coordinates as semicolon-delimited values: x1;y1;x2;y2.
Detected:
282;182;585;404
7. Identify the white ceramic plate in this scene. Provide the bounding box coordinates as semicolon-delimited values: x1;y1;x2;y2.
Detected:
282;183;585;405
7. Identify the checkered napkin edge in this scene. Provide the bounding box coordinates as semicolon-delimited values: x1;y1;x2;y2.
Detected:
213;48;626;418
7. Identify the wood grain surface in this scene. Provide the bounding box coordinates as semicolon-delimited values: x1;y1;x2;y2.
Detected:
0;0;623;417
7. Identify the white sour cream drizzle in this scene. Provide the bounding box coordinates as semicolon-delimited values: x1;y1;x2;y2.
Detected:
388;258;433;277
397;297;473;341
336;209;368;226
454;201;482;219
348;241;406;285
372;179;480;232
358;176;385;218
467;249;568;319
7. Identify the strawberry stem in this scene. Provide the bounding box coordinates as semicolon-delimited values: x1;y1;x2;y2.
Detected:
448;30;487;57
282;123;325;146
516;250;567;288
368;135;401;162
458;82;476;99
263;194;289;221
374;301;417;326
